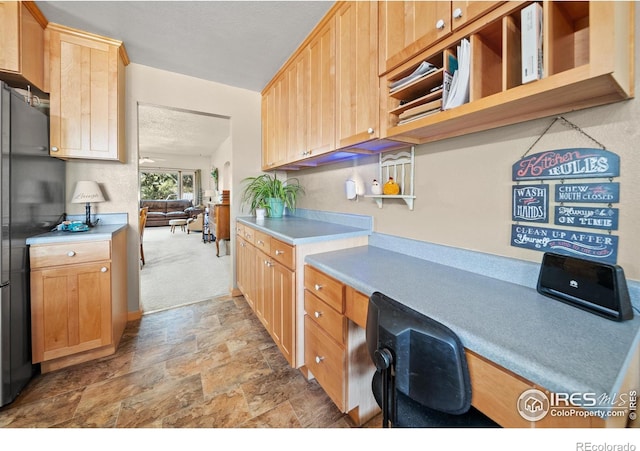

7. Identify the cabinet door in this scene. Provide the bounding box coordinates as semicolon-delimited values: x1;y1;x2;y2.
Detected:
286;49;310;164
31;262;112;363
263;75;288;169
48;28;121;161
0;2;20;73
451;1;501;30
336;1;379;148
271;261;295;366
379;1;452;74
307;16;336;157
236;236;251;307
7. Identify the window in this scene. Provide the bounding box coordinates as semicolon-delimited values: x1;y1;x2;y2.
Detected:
140;170;196;201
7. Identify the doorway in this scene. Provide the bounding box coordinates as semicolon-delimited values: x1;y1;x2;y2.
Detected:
137;102;232;313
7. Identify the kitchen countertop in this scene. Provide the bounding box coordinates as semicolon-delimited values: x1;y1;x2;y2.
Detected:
237;216;371;245
26;224;127;245
305;245;640;411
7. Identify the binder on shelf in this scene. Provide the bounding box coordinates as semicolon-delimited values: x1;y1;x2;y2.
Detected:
442;38;470;110
521;2;543;84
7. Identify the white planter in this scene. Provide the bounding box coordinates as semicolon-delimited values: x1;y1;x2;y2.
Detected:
255;208;266;221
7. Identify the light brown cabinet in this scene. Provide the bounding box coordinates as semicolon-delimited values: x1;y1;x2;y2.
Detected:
47;23;128;162
303;265;379;426
236;223;296;366
336;1;379;149
380;1;634;146
0;1;46;92
29;230;128;373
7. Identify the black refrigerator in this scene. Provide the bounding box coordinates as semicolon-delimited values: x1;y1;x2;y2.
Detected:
0;82;65;406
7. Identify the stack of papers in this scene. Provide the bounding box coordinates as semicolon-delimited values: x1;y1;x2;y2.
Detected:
389;61;438;93
442;39;470;110
397;98;442;125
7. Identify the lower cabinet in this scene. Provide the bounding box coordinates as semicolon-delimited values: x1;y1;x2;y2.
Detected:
29;231;128;373
303;264;379;425
236;223;296;366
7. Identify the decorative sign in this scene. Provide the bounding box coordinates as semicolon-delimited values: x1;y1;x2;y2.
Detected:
512;184;548;223
554;206;619;231
554;183;620;203
512;148;620;181
511;225;618;263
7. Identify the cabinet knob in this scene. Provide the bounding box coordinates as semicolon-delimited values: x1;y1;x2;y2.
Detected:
436;19;446;30
257;240;264;245
265;260;273;267
314;311;322;318
67;251;76;257
314;284;322;291
453;8;463;19
240;242;245;247
100;267;108;273
367;127;374;134
275;250;284;256
315;356;324;364
51;146;59;152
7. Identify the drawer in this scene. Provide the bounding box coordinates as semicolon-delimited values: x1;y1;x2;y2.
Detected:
305;316;345;411
345;287;369;329
30;240;111;269
304;265;344;313
242;225;256;245
270;238;294;270
254;230;271;254
305;290;346;345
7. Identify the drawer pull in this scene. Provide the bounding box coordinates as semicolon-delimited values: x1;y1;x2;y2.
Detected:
315;356;324;364
100;267;108;273
314;311;322;318
275;250;284;255
314;284;323;291
67;251;76;257
453;7;463;19
257;239;264;245
436;18;446;30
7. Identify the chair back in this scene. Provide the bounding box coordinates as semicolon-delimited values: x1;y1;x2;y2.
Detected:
366;292;499;428
139;207;149;238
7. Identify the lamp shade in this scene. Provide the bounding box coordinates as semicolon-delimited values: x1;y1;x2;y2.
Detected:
204;190;215;198
71;181;105;204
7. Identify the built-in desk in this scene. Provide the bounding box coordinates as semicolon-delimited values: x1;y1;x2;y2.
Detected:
305;245;640;428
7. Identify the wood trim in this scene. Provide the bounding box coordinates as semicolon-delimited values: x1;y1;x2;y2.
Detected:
22;1;47;28
46;22;126;53
127;310;143;321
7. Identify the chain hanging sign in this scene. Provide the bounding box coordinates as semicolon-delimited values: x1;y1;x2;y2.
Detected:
509;117;621;264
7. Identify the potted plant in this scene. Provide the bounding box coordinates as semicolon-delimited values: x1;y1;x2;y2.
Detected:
240;173;305;218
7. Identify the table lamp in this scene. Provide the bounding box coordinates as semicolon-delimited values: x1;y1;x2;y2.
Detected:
71;181;105;227
204;189;215;203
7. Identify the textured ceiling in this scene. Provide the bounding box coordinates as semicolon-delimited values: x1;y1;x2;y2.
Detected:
35;0;334;158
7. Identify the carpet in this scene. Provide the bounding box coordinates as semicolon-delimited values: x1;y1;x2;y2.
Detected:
140;226;231;313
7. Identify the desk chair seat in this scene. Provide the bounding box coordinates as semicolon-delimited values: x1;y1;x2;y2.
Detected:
366;291;499;428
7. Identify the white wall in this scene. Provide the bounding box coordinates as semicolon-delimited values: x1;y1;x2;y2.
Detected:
65;62;262;313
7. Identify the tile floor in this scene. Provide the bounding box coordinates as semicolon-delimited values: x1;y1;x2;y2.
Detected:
0;295;382;428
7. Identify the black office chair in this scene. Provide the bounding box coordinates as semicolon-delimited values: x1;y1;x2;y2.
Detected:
366;292;499;428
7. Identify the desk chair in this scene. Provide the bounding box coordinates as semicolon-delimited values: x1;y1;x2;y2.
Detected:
366;292;499;428
139;207;149;266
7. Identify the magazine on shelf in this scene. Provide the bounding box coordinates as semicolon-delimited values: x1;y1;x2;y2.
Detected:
398;98;442;121
397;108;441;125
389;61;438;93
443;38;470;110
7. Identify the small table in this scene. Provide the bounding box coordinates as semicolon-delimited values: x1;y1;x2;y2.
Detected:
169;218;187;233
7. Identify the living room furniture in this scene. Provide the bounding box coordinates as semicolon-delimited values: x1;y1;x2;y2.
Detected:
208;203;230;256
169;218;187;233
139;207;148;265
187;213;203;234
139;199;198;227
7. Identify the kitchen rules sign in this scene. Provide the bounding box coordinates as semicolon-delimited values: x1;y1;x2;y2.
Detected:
510;148;620;263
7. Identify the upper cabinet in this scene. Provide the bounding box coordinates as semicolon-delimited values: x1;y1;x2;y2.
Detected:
0;1;47;92
336;1;379;149
380;1;634;145
47;24;129;162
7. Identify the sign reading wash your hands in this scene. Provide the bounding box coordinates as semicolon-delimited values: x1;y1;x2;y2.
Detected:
510;148;621;264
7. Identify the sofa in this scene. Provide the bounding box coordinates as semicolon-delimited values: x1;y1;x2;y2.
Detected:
140;199;201;227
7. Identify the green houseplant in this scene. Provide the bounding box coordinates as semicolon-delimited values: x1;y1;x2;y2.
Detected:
240;173;305;218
